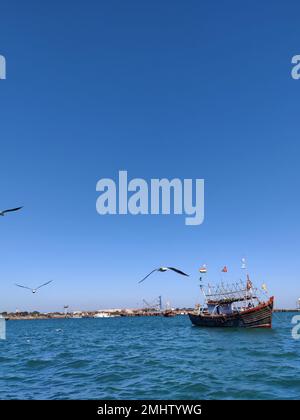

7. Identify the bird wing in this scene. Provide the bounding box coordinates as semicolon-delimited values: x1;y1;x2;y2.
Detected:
138;269;158;284
167;267;189;276
36;280;53;290
15;283;32;290
2;207;23;214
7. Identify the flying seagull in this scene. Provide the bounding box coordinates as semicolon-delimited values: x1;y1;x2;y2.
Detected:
15;280;53;294
139;267;189;284
0;206;23;216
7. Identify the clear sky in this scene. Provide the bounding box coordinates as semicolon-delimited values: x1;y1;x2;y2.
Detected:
0;0;299;312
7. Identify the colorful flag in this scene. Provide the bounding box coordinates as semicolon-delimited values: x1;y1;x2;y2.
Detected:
261;283;268;292
241;258;247;269
199;265;207;274
222;266;228;273
246;275;252;290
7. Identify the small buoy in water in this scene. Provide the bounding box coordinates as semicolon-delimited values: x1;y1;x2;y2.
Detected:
55;329;63;332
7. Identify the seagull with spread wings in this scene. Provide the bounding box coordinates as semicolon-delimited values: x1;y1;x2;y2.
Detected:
139;267;189;284
0;206;23;216
15;280;53;294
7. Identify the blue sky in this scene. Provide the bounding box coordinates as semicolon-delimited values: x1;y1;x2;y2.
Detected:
0;0;299;311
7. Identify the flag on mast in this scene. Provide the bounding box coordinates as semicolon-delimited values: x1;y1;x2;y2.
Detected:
261;283;268;292
246;274;253;290
241;258;247;270
221;266;228;273
199;264;207;274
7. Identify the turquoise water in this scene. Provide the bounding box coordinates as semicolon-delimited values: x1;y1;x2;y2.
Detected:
0;313;300;400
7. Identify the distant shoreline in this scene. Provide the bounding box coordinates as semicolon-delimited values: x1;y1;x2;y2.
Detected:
2;308;299;321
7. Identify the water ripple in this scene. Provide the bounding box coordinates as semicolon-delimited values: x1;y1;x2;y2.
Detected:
0;314;299;399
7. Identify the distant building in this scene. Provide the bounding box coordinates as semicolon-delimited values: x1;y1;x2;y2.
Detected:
96;309;122;313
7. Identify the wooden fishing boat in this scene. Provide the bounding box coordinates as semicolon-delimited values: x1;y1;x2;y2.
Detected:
189;273;274;328
189;296;273;328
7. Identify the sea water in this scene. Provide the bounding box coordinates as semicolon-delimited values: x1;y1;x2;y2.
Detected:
0;313;299;400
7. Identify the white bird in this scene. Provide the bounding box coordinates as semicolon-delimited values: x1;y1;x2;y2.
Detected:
0;206;23;216
15;280;53;294
139;267;189;284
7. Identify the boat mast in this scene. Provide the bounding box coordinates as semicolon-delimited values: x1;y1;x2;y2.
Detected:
241;258;248;308
198;264;208;310
199;277;207;305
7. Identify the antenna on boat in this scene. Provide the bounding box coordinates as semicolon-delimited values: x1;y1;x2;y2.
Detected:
241;258;250;307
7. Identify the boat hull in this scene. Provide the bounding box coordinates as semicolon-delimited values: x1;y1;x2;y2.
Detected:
188;297;274;328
